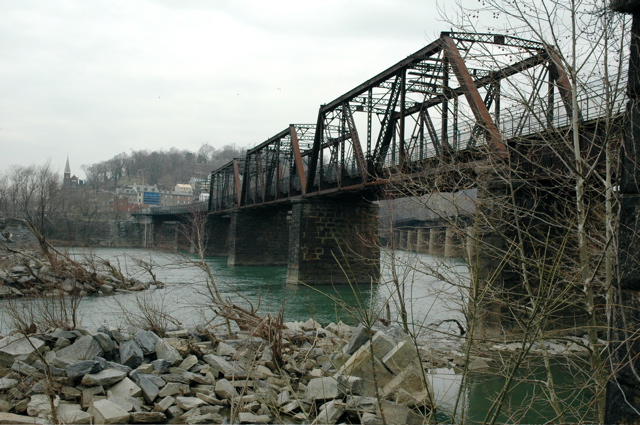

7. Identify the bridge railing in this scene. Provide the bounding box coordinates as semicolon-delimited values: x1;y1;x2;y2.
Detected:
397;76;626;166
143;202;208;216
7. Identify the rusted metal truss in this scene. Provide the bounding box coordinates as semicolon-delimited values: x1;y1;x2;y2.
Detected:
210;31;581;213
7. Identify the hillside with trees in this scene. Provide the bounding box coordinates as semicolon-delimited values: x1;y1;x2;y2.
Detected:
81;143;245;191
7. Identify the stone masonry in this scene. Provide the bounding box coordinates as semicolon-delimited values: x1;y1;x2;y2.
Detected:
286;198;379;285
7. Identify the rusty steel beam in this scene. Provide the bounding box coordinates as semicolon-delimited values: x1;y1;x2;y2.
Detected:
442;35;507;156
421;108;441;156
344;105;368;182
246;128;290;155
256;151;265;202
403;53;546;118
320;39;444;113
289;125;307;194
399;69;407;168
233;159;242;207
545;47;582;121
373;74;402;168
306;109;325;193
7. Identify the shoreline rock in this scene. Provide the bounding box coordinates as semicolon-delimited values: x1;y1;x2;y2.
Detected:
0;320;445;424
0;246;157;300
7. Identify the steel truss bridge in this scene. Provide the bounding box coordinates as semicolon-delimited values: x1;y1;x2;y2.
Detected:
146;31;623;216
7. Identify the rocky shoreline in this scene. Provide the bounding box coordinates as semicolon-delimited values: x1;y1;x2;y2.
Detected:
0;246;157;299
0;320;446;424
0;315;596;425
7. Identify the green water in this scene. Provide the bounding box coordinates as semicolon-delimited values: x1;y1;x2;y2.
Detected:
39;247;468;333
0;247;598;423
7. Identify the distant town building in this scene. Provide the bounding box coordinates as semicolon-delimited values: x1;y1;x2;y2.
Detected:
189;177;209;192
113;183;194;212
174;183;193;194
63;156;83;188
133;185;161;206
160;189;193;207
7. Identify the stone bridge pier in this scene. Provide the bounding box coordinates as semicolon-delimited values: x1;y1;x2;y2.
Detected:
136;217;180;251
286;199;380;285
227;206;290;266
151;198;381;285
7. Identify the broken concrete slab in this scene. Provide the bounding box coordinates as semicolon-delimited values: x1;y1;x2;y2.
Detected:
0;412;47;424
382;340;419;375
0;335;46;367
306;377;341;401
154;339;182;365
88;399;130;424
56;403;93;424
106;377;142;399
312;399;345;425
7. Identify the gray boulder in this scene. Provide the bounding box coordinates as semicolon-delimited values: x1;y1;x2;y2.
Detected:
214;379;238;399
344;324;370;355
92;332;115;353
0;412;47;424
53;335;104;368
88;399;130;424
130;411;167;423
106;377;141;399
176;396;207;410
138;375;159;404
81;368;127;387
27;394;59;418
0;335;46;367
155;339;182;365
306;377;341;400
66;359;105;378
119;340;143;369
56;403;93;424
151;359;173;374
133;330;159;355
313;399;345;424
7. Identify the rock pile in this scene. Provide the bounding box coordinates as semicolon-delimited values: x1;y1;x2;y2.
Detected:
0;319;436;424
0;249;154;299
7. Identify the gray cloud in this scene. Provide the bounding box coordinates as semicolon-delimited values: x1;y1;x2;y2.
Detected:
0;0;448;176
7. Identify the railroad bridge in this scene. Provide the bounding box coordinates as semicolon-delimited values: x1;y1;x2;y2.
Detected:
138;32;623;296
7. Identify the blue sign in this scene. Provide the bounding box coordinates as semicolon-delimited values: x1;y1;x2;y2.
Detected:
143;192;160;205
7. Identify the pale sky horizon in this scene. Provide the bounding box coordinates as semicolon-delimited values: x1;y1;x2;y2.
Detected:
0;0;490;178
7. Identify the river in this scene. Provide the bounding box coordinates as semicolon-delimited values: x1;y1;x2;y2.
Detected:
0;247;596;423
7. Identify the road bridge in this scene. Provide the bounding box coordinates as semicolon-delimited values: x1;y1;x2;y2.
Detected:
139;31;624;322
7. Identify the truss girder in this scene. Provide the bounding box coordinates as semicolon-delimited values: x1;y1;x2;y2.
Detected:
209;31;582;212
210;159;245;212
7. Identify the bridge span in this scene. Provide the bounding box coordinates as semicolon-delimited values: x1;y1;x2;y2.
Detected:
137;31;623;316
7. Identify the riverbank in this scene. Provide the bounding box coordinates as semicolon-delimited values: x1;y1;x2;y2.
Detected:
0;245;157;299
0;313;598;425
0;319;452;424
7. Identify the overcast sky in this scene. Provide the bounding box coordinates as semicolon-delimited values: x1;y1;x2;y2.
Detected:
0;0;470;177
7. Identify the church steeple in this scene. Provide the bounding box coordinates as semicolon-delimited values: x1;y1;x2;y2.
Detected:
64;155;71;186
64;156;71;175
